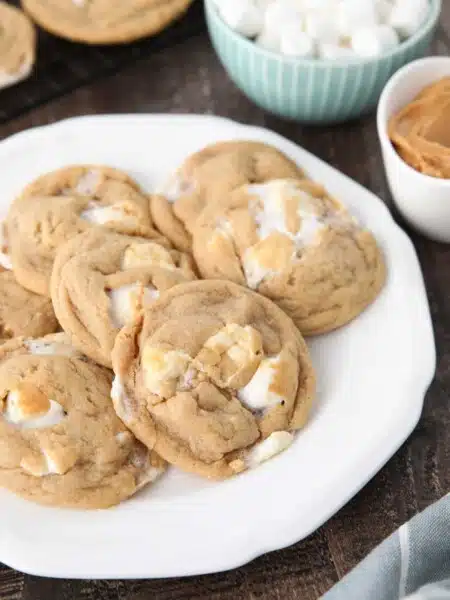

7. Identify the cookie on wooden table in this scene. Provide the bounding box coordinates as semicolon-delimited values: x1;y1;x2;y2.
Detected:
111;279;315;480
51;229;197;368
6;165;169;297
0;333;166;509
21;0;194;45
0;2;36;90
151;140;305;251
192;178;387;335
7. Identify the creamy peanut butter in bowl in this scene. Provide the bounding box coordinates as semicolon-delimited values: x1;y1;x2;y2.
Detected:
377;56;450;243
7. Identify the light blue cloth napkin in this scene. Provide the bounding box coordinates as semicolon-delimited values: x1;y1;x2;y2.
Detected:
323;493;450;600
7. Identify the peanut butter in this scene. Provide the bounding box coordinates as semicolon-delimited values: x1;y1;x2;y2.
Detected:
388;77;450;179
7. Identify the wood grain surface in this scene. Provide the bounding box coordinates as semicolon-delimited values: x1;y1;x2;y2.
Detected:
1;4;449;599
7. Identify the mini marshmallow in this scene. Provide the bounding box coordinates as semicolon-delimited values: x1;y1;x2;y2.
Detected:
109;284;159;329
26;338;81;358
337;0;379;37
80;202;139;228
351;24;399;58
238;354;285;411
304;12;339;45
281;27;315;58
388;0;429;39
376;0;393;23
264;1;304;40
219;0;264;38
256;27;281;52
246;431;294;467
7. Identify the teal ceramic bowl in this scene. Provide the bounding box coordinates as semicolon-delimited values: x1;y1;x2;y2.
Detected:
205;0;441;124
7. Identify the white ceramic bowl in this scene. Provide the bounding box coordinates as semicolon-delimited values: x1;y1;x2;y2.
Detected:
377;56;450;243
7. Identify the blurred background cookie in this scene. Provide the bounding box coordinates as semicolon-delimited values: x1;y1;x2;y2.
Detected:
193;178;386;335
0;2;36;90
111;279;315;479
21;0;194;45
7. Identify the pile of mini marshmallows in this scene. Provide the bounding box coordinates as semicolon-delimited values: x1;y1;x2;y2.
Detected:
215;0;430;59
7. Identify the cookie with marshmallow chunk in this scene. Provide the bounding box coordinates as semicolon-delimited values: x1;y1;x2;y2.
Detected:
0;267;58;343
6;165;169;296
111;279;315;480
0;2;36;90
192;178;386;336
51;229;197;368
0;334;166;509
151;141;304;252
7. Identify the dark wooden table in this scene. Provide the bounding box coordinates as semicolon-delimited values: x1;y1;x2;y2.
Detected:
1;5;449;600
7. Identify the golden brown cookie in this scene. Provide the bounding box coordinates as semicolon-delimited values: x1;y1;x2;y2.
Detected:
0;2;36;90
0;337;166;509
0;267;58;343
151;141;305;251
21;0;193;45
7;165;169;297
51;229;197;368
111;280;315;480
192;178;386;336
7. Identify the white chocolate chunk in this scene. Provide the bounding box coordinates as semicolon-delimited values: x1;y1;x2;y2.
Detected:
142;346;191;397
219;0;264;38
109;284;159;329
203;324;262;366
80;202;140;228
246;431;294;468
75;170;102;195
351;24;399;57
242;248;277;289
238;354;285;411
4;389;65;430
122;242;175;271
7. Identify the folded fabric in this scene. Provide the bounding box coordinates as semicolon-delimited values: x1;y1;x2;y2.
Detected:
323;493;450;600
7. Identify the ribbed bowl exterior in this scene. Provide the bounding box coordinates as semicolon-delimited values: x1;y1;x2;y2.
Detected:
205;0;441;124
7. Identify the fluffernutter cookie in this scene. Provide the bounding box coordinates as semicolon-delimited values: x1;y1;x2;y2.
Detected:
193;178;386;335
21;0;193;45
7;165;169;296
51;229;197;368
0;2;36;90
0;267;58;343
0;336;166;509
111;280;315;480
151;140;305;251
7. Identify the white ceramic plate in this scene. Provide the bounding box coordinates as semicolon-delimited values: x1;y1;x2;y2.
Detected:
0;115;435;580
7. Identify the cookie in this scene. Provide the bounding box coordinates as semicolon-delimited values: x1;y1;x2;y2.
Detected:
21;0;193;45
0;2;35;90
51;229;197;368
111;280;315;480
7;165;169;296
192;178;386;336
151;141;305;251
0;335;166;509
0;267;58;343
